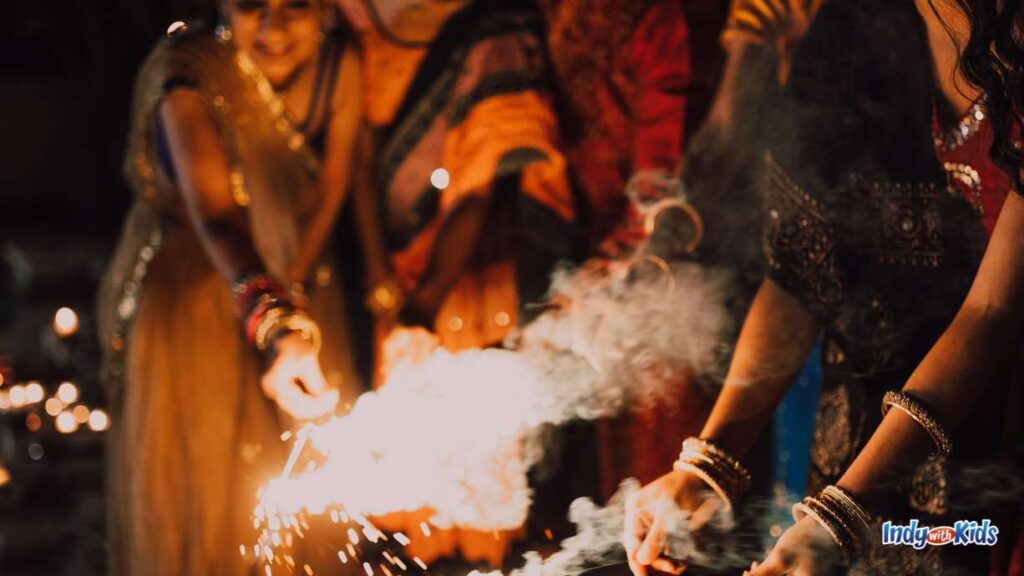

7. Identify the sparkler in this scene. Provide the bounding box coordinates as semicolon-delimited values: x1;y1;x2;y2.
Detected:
253;257;733;573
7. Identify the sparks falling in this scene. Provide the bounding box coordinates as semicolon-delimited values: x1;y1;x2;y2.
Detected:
254;257;734;571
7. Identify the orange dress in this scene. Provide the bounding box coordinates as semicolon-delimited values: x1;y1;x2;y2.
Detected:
340;0;577;566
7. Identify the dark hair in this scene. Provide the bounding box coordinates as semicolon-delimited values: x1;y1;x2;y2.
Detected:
946;0;1024;192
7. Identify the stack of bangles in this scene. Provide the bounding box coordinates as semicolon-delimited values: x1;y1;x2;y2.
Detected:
881;390;953;456
233;272;321;352
793;485;874;566
673;437;752;511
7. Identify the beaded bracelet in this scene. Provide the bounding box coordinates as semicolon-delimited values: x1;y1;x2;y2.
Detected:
881;391;953;456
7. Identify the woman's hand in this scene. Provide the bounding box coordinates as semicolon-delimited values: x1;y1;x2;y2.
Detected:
747;515;842;576
261;331;339;420
624;470;724;576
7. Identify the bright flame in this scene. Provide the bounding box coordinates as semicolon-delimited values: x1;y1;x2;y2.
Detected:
54;307;79;337
0;466;10;487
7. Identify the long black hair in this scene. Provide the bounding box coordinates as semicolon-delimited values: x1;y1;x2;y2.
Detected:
947;0;1024;192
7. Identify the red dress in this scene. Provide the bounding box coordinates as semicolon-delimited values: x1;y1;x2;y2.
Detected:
539;1;714;500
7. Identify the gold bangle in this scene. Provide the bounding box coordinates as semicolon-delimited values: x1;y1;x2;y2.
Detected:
254;306;290;351
273;314;323;353
881;391;953;456
793;498;854;566
643;197;705;254
821;485;873;543
673;459;735;511
682;438;752;490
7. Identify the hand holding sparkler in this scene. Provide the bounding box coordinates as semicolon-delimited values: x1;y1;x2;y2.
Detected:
261;331;339;420
745;514;840;576
623;470;723;576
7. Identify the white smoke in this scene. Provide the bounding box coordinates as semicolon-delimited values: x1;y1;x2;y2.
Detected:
257;260;734;533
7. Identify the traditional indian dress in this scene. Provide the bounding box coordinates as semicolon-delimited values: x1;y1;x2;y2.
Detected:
535;0;713;503
764;0;1013;572
338;0;577;566
97;26;362;576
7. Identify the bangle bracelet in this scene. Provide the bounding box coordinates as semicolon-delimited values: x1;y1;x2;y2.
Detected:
821;485;873;543
881;391;953;456
643;197;704;254
793;497;855;566
674;460;736;511
267;314;322;353
673;437;752;510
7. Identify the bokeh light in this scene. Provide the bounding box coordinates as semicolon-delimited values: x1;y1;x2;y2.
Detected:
24;382;45;404
56;382;79;405
72;405;90;424
25;413;42;432
88;409;110;432
55;411;79;434
53;307;79;337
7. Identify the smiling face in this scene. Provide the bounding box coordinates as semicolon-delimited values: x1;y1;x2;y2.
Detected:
226;0;325;88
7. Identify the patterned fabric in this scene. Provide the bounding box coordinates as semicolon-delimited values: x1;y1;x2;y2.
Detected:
342;0;577;352
97;28;361;576
539;0;690;253
763;0;1011;572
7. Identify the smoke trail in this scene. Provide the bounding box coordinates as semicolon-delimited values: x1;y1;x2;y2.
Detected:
256;260;735;532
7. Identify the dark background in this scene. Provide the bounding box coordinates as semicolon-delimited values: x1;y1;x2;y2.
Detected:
0;2;728;574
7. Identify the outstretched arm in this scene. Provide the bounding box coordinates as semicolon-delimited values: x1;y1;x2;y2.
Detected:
838;191;1024;501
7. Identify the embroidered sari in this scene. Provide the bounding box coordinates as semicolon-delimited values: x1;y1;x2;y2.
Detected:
97;28;361;576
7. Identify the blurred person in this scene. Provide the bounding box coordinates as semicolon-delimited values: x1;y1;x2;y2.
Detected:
336;0;579;568
625;0;1019;574
97;0;364;573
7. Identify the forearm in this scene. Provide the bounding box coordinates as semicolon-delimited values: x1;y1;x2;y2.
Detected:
700;278;819;458
351;127;392;286
408;194;490;317
838;305;1020;501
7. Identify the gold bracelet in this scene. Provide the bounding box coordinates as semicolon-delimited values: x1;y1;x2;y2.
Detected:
793;497;854;566
673;438;752;509
682;438;752;490
881;391;953;456
272;314;323;353
254;306;291;351
821;485;873;544
643;197;705;255
673;459;736;511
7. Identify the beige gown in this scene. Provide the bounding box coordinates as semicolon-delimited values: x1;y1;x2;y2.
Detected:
97;28;361;576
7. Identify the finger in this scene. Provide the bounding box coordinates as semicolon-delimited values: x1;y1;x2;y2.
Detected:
277;383;332;420
689;496;721;532
636;510;669;566
750;550;789;576
651;557;686;575
627;547;649;576
623;494;644;555
297;357;330;395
